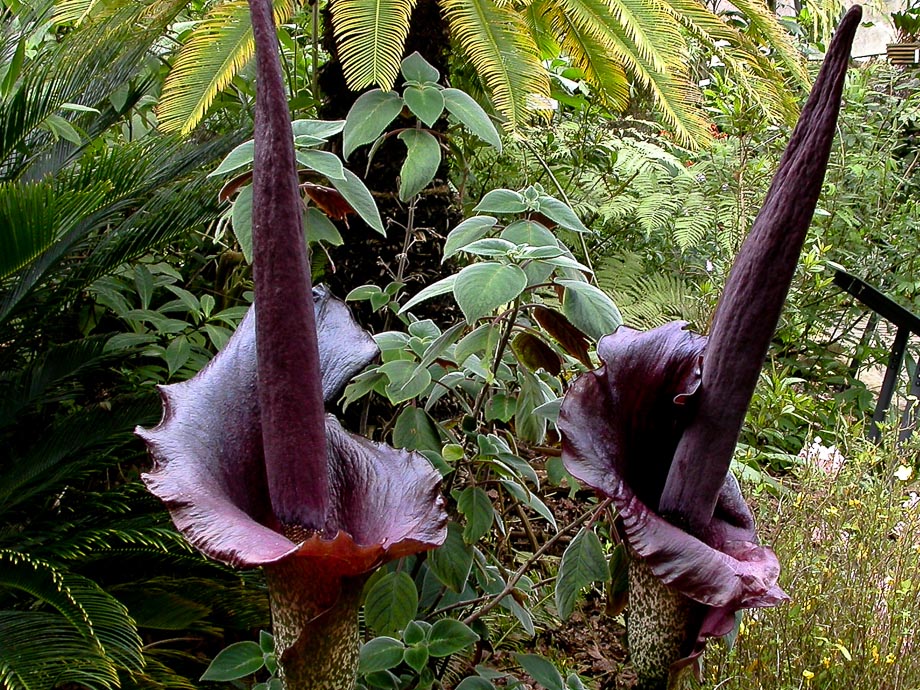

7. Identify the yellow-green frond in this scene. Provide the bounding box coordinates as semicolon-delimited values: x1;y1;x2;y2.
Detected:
662;0;802;124
548;0;709;146
157;0;294;135
723;0;807;86
52;0;102;26
329;0;417;91
520;0;561;58
443;0;551;129
549;8;630;109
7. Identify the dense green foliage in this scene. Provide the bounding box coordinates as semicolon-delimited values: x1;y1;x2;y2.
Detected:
1;0;918;688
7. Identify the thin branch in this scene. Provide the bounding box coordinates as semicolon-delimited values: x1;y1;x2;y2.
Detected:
461;497;613;626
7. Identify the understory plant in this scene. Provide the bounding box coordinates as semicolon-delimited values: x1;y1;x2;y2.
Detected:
558;8;861;689
706;430;920;689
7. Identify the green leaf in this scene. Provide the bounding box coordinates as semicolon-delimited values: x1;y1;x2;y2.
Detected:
457;486;493;543
259;630;274;654
442;88;502;151
329;169;385;235
500;219;556;247
393;407;442;452
427;522;473;592
43;114;82;144
460;238;517;258
454;262;527;323
0;37;25;98
209;140;254;177
398;129;441;201
555;528;609;620
348;284;385;302
359;637;406;674
379;360;432;404
343;90;404;159
454;323;501;365
292;119;345;139
404;85;445;127
443;216;498;260
515;654;565;690
295;149;346;180
403;620;428;645
474;189;528;214
558;280;623;341
200;641;264;681
500;479;556;530
231;184;254;262
485;393;516;422
427;619;479;657
305;207;345;246
401;51;440;83
399;274;456;314
537;195;590;233
164;335;191;376
607;543;629;615
364;572;419;637
404;643;430;672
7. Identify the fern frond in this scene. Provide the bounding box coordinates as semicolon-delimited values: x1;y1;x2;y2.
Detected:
443;0;551;129
329;0;417;90
596;253;699;328
157;0;294;134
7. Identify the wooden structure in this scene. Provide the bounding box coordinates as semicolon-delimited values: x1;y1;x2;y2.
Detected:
833;266;920;442
887;42;920;65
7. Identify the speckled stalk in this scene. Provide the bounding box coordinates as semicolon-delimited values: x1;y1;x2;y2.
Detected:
264;559;366;690
628;554;693;690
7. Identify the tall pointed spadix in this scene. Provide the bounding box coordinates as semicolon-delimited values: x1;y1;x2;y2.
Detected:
658;6;862;532
249;0;328;531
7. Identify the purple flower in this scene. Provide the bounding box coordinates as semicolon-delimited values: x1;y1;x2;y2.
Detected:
559;7;861;685
137;0;447;684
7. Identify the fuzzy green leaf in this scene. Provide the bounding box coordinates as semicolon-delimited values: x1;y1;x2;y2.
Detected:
343;90;404;159
398;129;441;201
454;262;527;323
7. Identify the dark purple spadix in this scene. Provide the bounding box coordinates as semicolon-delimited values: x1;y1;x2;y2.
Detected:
559;8;860;686
657;5;862;532
249;0;328;531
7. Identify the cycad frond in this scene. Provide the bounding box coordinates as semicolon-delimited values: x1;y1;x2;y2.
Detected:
443;0;551;128
157;0;294;134
0;611;119;690
663;0;803;123
0;551;143;676
329;0;418;90
552;0;709;146
546;7;630;109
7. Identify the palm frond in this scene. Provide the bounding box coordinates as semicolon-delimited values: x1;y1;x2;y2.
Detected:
330;0;418;90
157;0;294;134
0;397;160;514
443;0;551;128
663;0;803;124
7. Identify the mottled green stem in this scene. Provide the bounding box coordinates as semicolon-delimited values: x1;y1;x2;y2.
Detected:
264;559;366;690
627;553;694;690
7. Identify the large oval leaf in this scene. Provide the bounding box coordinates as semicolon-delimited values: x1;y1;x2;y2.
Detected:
442;88;501;151
343;90;403;159
558;280;622;341
453;262;527;323
404;84;445;127
364;571;419;636
398;129;441;201
443;216;498;260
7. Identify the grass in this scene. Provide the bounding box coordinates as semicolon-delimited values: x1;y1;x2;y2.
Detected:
702;430;920;690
